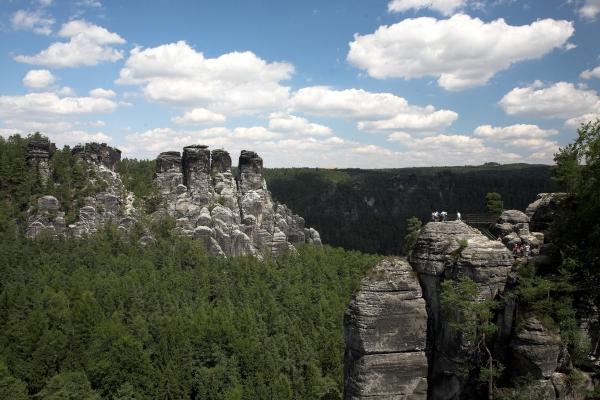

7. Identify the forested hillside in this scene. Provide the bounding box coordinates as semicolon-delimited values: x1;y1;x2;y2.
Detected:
0;216;378;399
263;165;560;254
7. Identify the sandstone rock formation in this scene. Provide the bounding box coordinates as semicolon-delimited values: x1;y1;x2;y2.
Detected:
153;146;321;259
344;258;428;399
25;141;320;258
26;138;55;184
492;209;543;256
509;317;562;379
409;221;513;400
526;193;566;235
26;143;138;239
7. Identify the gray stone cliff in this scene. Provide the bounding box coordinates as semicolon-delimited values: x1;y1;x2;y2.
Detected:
344;258;428;400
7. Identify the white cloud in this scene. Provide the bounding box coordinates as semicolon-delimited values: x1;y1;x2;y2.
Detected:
387;131;413;142
23;69;56;89
89;88;116;98
51;130;112;145
290;86;457;131
232;126;281;141
116;41;293;115
473;124;560;156
15;20;125;67
565;113;600;129
268;113;332;136
579;0;600;20
0;92;116;118
57;86;76;96
347;15;574;90
11;9;54;35
581;66;600;80
474;124;558;140
499;81;600;120
38;0;53;6
172;108;226;125
353;144;394;156
388;0;468;16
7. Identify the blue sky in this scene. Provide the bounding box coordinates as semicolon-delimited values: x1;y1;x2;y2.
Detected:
1;0;599;167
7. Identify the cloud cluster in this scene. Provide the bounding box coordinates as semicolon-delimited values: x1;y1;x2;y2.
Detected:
268;113;332;136
499;81;600;127
347;15;574;90
387;0;469;16
11;9;54;35
579;0;600;20
474;124;560;158
116;41;293;115
290;86;457;131
15;20;126;67
172;108;227;125
23;69;56;89
581;66;600;80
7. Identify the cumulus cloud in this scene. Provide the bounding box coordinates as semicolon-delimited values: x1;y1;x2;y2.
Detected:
499;81;600;121
23;69;56;89
581;66;600;80
387;131;413;142
15;20;125;67
290;86;457;131
172;108;226;125
11;9;54;35
579;0;600;20
565;113;600;129
0;92;117;118
474;124;560;157
232;126;281;141
268;113;332;136
388;0;468;16
347;15;574;90
116;41;293;115
89;88;116;98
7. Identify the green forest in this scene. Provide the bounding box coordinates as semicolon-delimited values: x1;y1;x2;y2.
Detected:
0;216;378;399
1;120;599;399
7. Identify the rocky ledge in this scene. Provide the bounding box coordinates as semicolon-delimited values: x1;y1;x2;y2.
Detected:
344;258;428;399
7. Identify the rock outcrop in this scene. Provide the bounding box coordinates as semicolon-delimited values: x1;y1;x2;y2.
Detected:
26;138;55;184
344;258;428;399
526;193;566;235
27;143;139;239
153;146;321;259
492;209;543;256
509;317;562;379
25;142;319;258
409;221;513;399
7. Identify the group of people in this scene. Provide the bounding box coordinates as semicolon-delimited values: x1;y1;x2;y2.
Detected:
496;234;531;257
431;210;461;222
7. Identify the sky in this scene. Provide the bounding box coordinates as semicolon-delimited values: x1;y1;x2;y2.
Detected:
1;0;600;168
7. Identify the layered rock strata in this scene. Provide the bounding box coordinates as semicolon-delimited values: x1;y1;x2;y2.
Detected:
344;258;428;399
409;221;513;400
26;138;55;184
154;146;321;259
27;143;140;239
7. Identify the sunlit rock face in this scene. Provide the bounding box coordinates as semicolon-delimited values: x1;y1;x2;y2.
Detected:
153;145;321;259
26;143;140;240
343;258;428;400
409;221;513;400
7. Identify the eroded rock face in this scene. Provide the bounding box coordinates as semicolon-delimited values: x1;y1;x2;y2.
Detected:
153;146;321;259
510;317;561;379
344;258;428;400
26;138;55;184
409;221;513;400
526;193;566;235
26;144;140;240
72;142;121;171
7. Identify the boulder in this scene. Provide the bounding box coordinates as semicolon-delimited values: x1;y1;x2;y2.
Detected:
344;258;428;399
510;317;561;379
499;209;529;225
156;151;182;173
37;195;60;212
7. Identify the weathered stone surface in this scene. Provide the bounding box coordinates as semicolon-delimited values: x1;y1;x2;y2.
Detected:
153;145;321;259
526;193;566;235
26;138;55;183
409;221;512;400
156;151;181;173
72;142;121;171
344;258;428;400
211;149;232;174
38;195;60;212
510;317;561;379
499;209;529;225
